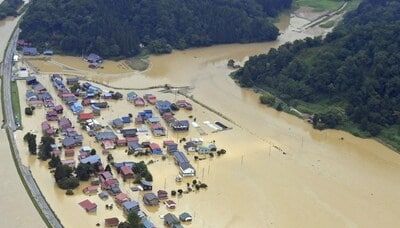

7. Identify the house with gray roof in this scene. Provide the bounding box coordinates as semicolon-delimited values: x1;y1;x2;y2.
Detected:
173;151;195;177
143;193;159;206
95;131;118;142
80;154;101;165
164;213;181;227
122;201;140;215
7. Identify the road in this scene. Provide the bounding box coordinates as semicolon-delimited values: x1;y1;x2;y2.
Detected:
1;28;63;228
2;28;19;130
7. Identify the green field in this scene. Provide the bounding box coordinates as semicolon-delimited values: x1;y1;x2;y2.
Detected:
295;0;345;11
319;20;335;28
11;81;21;126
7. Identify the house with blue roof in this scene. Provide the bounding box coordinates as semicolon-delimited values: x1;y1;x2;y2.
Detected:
155;100;172;115
80;155;101;165
86;53;103;63
71;102;83;114
122;201;140;215
127;91;138;102
121;116;132;124
22;47;38;56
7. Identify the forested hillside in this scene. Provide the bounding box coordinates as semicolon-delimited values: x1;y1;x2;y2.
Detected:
0;0;23;19
235;0;400;149
19;0;292;58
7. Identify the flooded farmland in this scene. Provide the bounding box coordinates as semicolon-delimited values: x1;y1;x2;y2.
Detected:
17;10;400;228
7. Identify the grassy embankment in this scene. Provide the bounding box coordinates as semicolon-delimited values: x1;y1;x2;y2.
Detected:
295;0;362;28
295;0;345;11
11;80;21;125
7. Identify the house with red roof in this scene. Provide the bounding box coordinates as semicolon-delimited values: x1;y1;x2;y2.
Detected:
41;121;56;136
120;166;134;179
144;94;157;105
105;217;119;227
78;113;94;122
116;138;127;147
149;143;162;155
133;97;145;106
64;149;75;157
79;199;97;213
46;110;59;121
115;192;130;205
102;139;116;150
53;105;64;114
83;185;98;195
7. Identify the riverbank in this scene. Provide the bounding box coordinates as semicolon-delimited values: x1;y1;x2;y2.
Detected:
0;18;48;227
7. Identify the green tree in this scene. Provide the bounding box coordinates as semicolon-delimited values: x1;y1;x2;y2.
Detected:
127;211;142;228
38;136;55;160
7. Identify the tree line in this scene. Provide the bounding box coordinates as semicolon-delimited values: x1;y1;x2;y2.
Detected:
19;0;292;58
0;0;23;19
235;0;400;139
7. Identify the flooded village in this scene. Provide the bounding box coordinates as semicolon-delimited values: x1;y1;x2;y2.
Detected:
1;3;400;228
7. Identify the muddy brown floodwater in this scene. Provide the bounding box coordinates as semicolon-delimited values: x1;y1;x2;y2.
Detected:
21;12;400;228
0;14;45;228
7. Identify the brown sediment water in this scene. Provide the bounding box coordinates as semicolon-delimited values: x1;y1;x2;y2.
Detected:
20;12;400;228
0;16;20;62
0;14;45;228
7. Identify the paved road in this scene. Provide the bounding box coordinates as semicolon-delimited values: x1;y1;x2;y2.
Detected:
2;28;19;130
1;28;63;228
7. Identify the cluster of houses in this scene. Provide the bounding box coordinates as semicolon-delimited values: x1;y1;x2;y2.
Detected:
25;77;54;108
24;73;205;226
184;138;217;155
21;46;54;56
78;160;157;227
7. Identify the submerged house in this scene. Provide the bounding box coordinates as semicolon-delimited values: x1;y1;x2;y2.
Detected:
127;91;138;102
173;151;195;177
101;139;116;150
175;100;193;110
144;94;157;105
122;201;140;215
133;97;145;107
46;110;59;121
128;141;143;154
62;136;83;148
150;123;166;137
121;129;137;138
112;118;124;129
22;47;39;56
80;154;101;165
155;100;172;115
79;199;97;213
86;53;103;63
71;102;83;114
95;131;118;142
140;179;153;191
120;166;134;179
78;113;94;122
164;213;181;227
149;143;162;155
171;120;190;131
115;193;131;205
163;140;178;153
41;121;56;136
143;193;159;206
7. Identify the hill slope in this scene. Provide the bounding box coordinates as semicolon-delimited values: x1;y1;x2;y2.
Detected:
235;0;400;149
0;0;23;19
19;0;292;58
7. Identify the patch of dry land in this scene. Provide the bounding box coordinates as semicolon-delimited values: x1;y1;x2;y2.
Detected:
18;12;400;228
